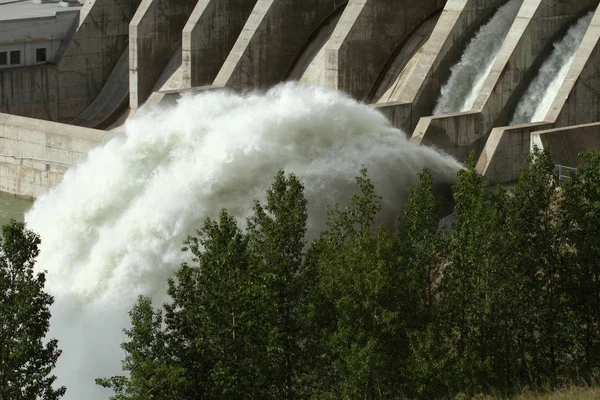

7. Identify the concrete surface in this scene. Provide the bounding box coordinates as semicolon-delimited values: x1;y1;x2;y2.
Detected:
182;0;257;88
533;122;600;167
320;0;445;100
410;0;598;162
0;65;59;120
129;0;197;109
69;45;129;129
213;0;344;91
57;0;140;121
0;112;113;198
475;122;550;183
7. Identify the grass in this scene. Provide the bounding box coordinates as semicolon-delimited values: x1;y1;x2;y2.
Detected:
511;387;600;399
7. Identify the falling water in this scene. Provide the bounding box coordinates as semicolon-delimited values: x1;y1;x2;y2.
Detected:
511;13;593;125
433;0;523;115
25;83;461;399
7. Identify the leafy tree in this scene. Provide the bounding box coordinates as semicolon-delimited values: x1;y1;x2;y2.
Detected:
0;220;66;400
96;296;187;400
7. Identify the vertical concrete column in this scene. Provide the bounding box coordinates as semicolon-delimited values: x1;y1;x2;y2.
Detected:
323;0;445;100
129;0;197;109
182;0;258;88
213;0;342;91
57;0;140;122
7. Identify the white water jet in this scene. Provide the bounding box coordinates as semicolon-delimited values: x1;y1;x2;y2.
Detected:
511;13;593;125
433;0;523;115
26;83;461;399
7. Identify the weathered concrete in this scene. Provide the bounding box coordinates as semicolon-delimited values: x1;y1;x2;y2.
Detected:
0;65;59;121
213;0;344;91
475;122;550;182
476;5;600;183
57;0;140;122
129;0;198;109
320;0;445;100
533;123;600;167
182;0;258;88
374;0;508;132
0;112;113;198
70;45;129;129
411;0;598;161
547;7;600;127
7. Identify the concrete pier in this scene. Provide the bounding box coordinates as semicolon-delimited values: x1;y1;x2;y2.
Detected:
213;0;344;91
129;0;197;109
57;0;139;121
411;0;598;162
182;0;257;88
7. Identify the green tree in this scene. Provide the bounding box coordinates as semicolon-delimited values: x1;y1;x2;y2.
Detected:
96;296;187;400
0;220;66;400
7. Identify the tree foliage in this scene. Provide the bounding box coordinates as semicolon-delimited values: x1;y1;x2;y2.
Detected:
101;150;600;399
0;220;65;400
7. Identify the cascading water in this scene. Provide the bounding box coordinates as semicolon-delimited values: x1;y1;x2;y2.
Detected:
433;0;523;115
511;13;593;125
25;83;461;399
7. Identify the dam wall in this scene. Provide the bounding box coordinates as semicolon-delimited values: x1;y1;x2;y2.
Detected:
182;0;257;88
57;0;140;122
533;123;600;167
411;0;598;162
213;0;343;90
129;0;197;109
1;0;600;198
317;0;445;100
0;113;112;198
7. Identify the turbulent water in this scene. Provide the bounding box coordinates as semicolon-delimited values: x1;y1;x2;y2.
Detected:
25;84;461;399
433;0;523;115
511;13;593;125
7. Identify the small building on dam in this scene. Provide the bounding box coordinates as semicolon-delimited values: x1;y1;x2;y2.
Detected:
0;0;599;198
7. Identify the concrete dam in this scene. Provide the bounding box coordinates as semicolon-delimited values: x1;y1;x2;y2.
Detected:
2;1;600;398
0;0;599;198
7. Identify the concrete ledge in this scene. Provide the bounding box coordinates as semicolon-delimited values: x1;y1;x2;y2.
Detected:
129;0;197;109
476;122;550;183
533;122;600;167
182;0;258;88
213;0;342;91
0;113;113;198
322;0;444;100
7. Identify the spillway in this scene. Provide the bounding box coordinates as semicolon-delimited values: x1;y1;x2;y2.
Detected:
433;0;523;115
511;13;594;125
26;84;461;400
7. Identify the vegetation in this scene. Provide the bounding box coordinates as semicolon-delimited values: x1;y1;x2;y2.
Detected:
0;220;65;400
98;149;600;399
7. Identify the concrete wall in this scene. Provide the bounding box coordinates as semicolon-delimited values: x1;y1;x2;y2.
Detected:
533;123;600;167
475;122;550;182
549;7;600;127
373;0;507;133
182;0;257;88
0;112;113;198
57;0;140;122
129;0;197;109
213;0;343;91
0;65;59;121
410;0;598;162
322;0;445;100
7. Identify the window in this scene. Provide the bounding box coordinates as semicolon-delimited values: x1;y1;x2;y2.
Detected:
36;48;47;63
0;52;6;66
9;50;20;65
